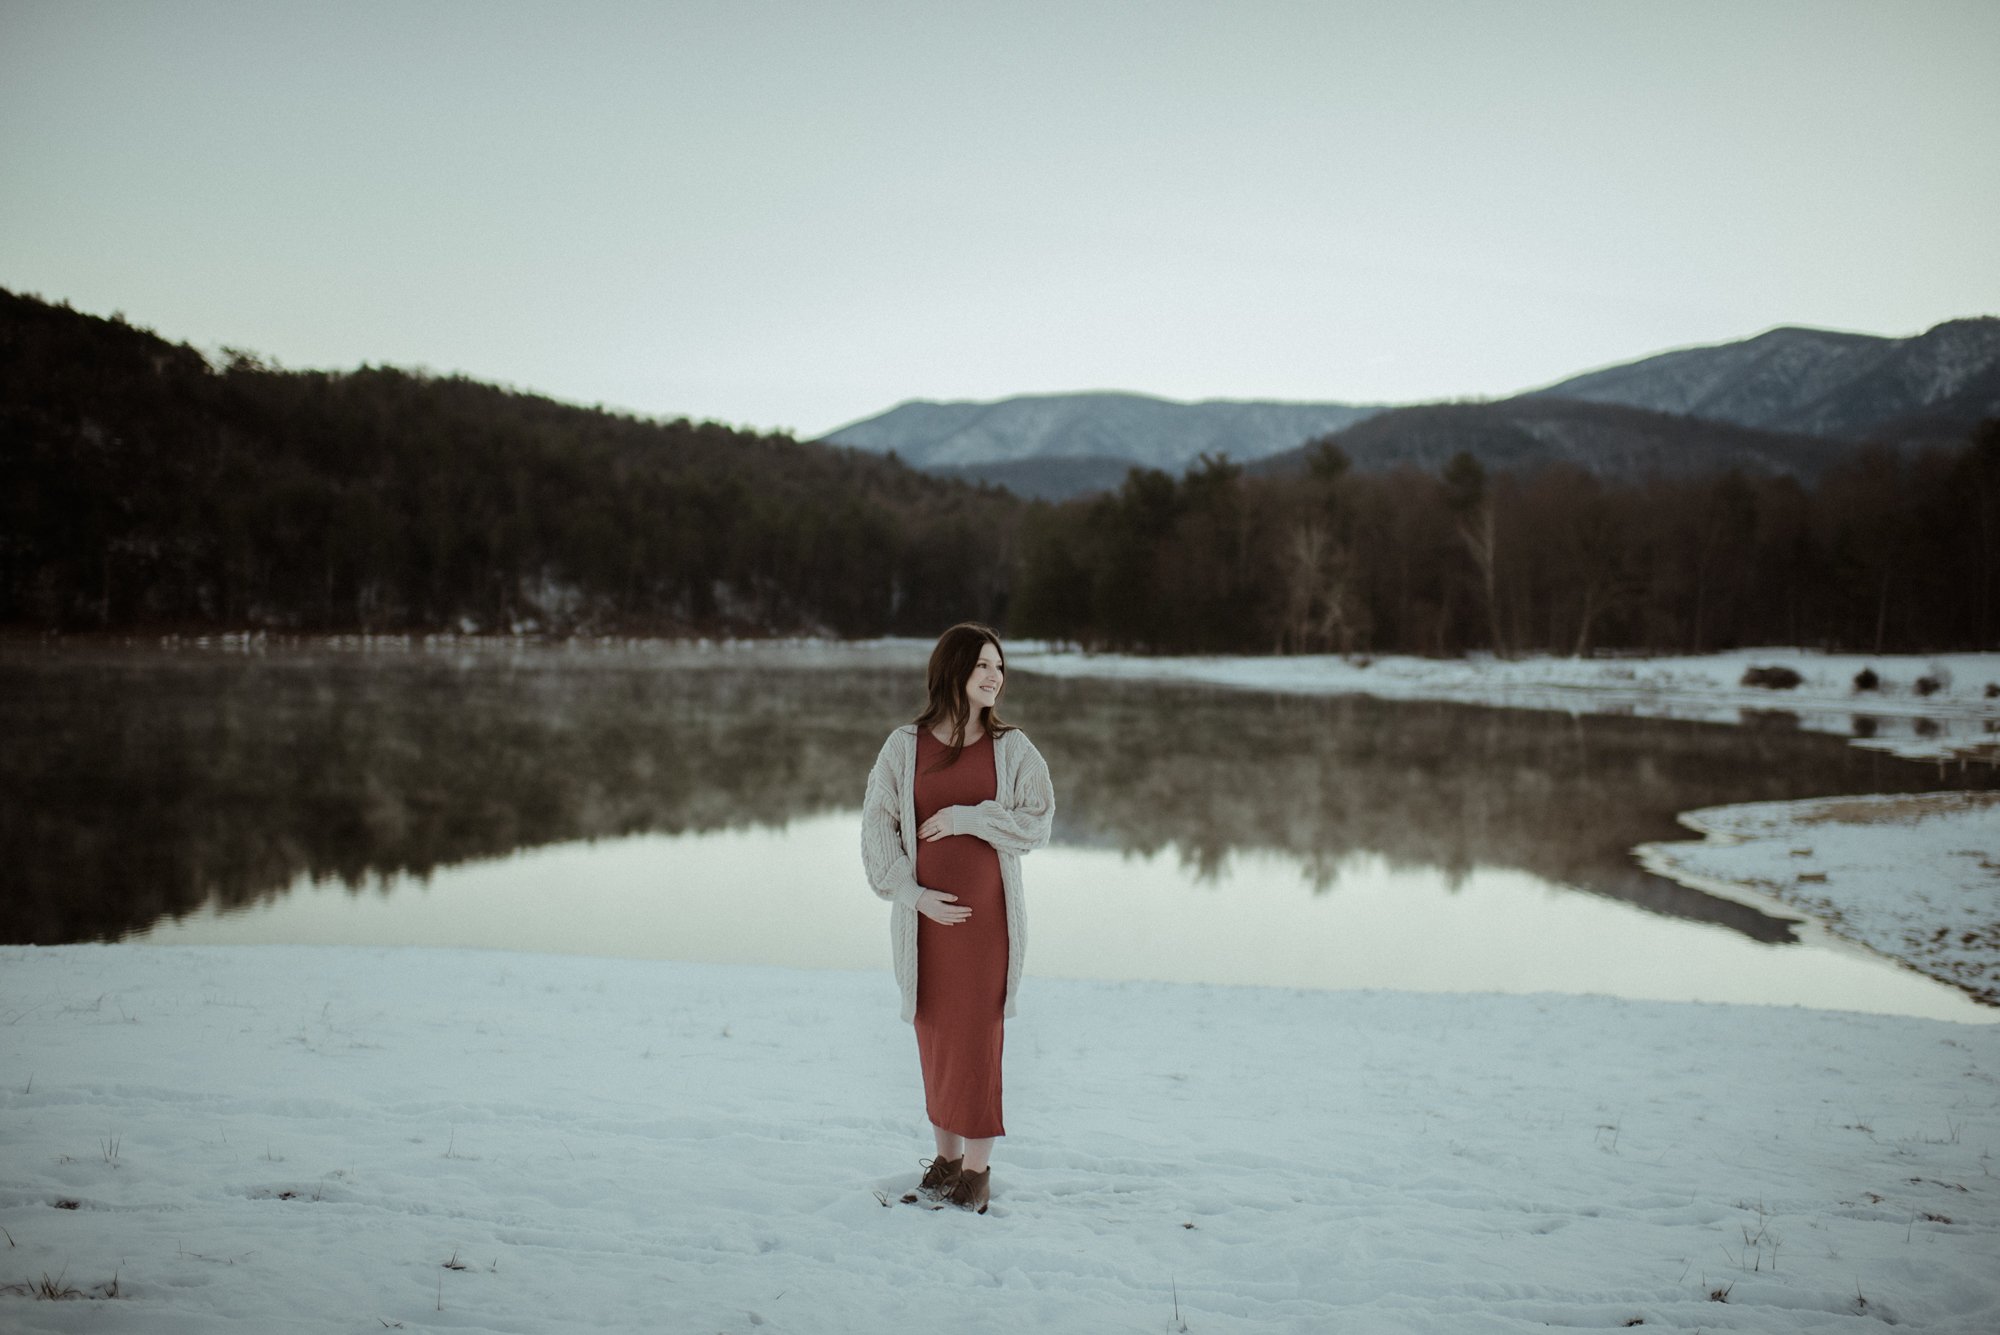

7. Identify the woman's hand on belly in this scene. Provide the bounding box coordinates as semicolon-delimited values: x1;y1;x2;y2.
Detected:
916;890;970;925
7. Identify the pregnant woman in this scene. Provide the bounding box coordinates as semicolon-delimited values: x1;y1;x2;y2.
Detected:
861;622;1055;1213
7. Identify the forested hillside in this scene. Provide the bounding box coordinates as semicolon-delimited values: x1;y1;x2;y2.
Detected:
0;290;1018;635
1249;398;1851;484
6;289;1995;656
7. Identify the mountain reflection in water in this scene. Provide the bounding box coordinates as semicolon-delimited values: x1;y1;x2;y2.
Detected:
2;643;1991;949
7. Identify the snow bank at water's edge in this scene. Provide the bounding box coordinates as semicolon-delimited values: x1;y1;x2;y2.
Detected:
1640;793;2000;1006
1013;646;2000;763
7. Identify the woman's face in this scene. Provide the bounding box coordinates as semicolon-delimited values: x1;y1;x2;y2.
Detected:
964;642;1004;713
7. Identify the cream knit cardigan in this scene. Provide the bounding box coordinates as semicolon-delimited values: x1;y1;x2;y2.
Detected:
860;723;1055;1024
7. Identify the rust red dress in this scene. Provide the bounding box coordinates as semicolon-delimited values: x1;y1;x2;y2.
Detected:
913;728;1008;1140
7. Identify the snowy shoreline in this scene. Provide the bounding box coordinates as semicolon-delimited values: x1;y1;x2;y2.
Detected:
3;944;1996;1333
1012;646;2000;765
1639;792;2000;1007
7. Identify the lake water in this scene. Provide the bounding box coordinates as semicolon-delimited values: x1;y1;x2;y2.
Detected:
4;639;1992;1022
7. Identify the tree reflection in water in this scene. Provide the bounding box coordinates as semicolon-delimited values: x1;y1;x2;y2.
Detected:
3;644;1990;946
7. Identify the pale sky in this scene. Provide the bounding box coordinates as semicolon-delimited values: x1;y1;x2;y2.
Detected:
4;0;1996;438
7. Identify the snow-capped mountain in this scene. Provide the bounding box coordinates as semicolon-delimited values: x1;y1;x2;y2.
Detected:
822;391;1381;473
1529;317;2000;441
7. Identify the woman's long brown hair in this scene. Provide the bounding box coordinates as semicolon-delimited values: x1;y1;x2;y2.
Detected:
914;621;1013;771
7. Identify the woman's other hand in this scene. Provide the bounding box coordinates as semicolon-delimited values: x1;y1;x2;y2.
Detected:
915;890;970;925
917;808;960;842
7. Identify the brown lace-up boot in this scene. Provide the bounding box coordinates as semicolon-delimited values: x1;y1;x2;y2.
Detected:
944;1165;989;1214
900;1155;962;1204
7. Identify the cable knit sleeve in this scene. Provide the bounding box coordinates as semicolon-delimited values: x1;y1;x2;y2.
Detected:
951;732;1054;855
861;731;926;910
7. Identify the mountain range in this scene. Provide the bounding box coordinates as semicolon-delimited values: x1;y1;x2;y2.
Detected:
824;392;1382;499
1525;318;2000;443
823;317;2000;498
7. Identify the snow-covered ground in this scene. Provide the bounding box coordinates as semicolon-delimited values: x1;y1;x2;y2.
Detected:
3;945;1996;1334
1640;793;2000;1008
1012;647;2000;763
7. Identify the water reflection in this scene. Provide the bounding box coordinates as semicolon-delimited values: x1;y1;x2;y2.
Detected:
128;813;1990;1022
1024;675;1987;943
1;644;918;942
3;643;1992;959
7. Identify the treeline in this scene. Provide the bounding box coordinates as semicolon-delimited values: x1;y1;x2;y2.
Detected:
1;290;1016;636
6;288;1997;653
1012;431;2000;655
